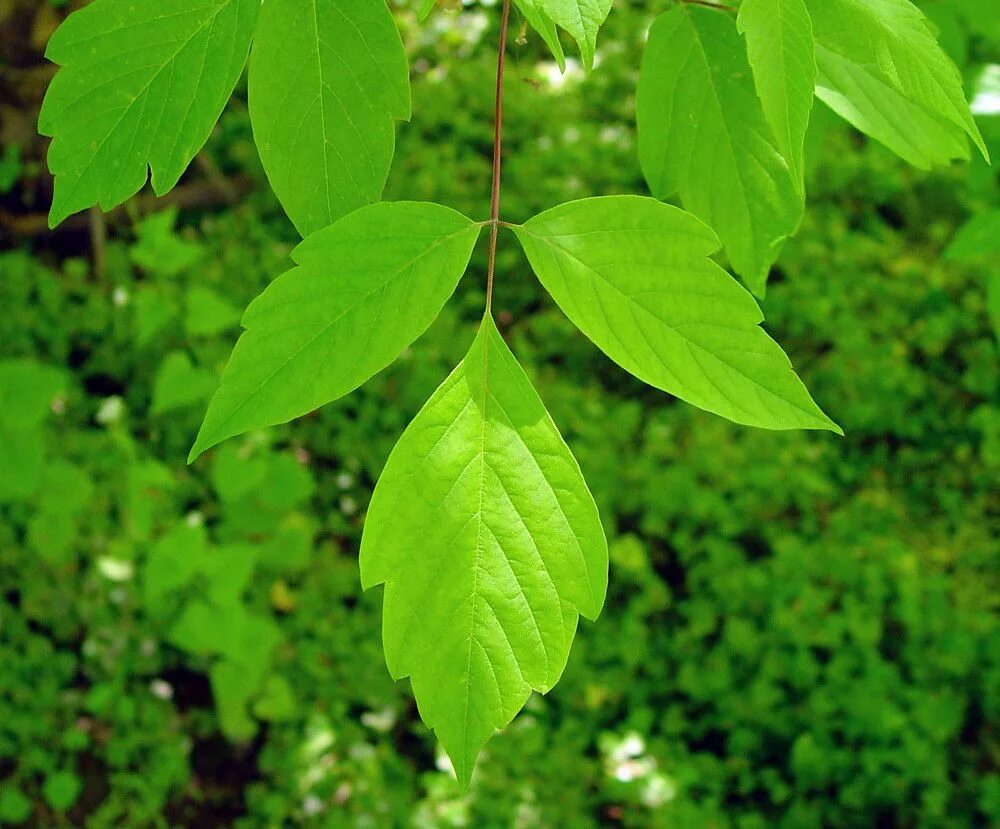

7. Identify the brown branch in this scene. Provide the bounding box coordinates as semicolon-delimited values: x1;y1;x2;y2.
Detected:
485;0;511;314
0;175;255;240
88;206;106;278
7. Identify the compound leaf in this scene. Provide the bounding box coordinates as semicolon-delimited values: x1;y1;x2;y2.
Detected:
737;0;816;189
806;0;988;164
512;196;841;434
249;0;411;237
360;314;608;787
637;5;802;296
190;202;481;461
39;0;258;227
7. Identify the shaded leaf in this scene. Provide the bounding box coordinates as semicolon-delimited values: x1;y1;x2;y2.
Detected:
151;352;217;414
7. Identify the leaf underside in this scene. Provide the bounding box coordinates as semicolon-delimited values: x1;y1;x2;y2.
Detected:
814;44;969;169
360;315;608;787
637;5;802;296
39;0;259;227
515;0;611;71
513;196;841;434
249;0;411;237
189;201;481;461
806;0;988;165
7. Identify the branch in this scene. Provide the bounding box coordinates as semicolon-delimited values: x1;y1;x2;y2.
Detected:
485;0;512;313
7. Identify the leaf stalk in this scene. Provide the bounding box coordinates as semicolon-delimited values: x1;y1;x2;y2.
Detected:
485;0;512;314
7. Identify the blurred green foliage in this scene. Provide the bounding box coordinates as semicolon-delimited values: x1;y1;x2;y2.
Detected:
0;0;998;826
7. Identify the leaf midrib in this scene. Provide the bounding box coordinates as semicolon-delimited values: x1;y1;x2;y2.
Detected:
202;223;475;444
519;225;827;425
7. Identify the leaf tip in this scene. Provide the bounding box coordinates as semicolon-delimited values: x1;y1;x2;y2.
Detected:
187;430;215;465
446;745;476;791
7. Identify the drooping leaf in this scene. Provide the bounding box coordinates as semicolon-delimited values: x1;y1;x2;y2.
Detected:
190;202;481;461
737;0;816;189
39;0;259;227
519;0;610;70
248;0;411;237
360;315;608;786
637;5;802;295
814;44;970;169
513;0;566;71
512;196;841;434
806;0;988;163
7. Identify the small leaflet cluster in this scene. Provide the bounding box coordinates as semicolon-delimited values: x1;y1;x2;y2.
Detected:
40;0;981;784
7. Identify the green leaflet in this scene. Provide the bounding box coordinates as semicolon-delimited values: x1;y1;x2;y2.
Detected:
249;0;411;237
513;0;566;71
806;0;988;164
189;202;481;461
737;0;816;190
39;0;258;228
360;314;608;787
814;44;969;169
519;0;610;70
637;5;802;296
512;196;841;434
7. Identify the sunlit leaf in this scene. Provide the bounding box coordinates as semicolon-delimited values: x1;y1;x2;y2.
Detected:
512;196;841;434
39;0;258;227
360;315;608;786
190;202;481;460
737;0;816;189
806;0;988;164
248;0;411;236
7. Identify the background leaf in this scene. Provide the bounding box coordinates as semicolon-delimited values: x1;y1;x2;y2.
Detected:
38;0;258;227
190;202;481;460
513;196;841;434
248;0;411;237
637;5;802;295
360;315;608;786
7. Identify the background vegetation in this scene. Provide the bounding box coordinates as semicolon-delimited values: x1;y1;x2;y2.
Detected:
1;0;998;826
